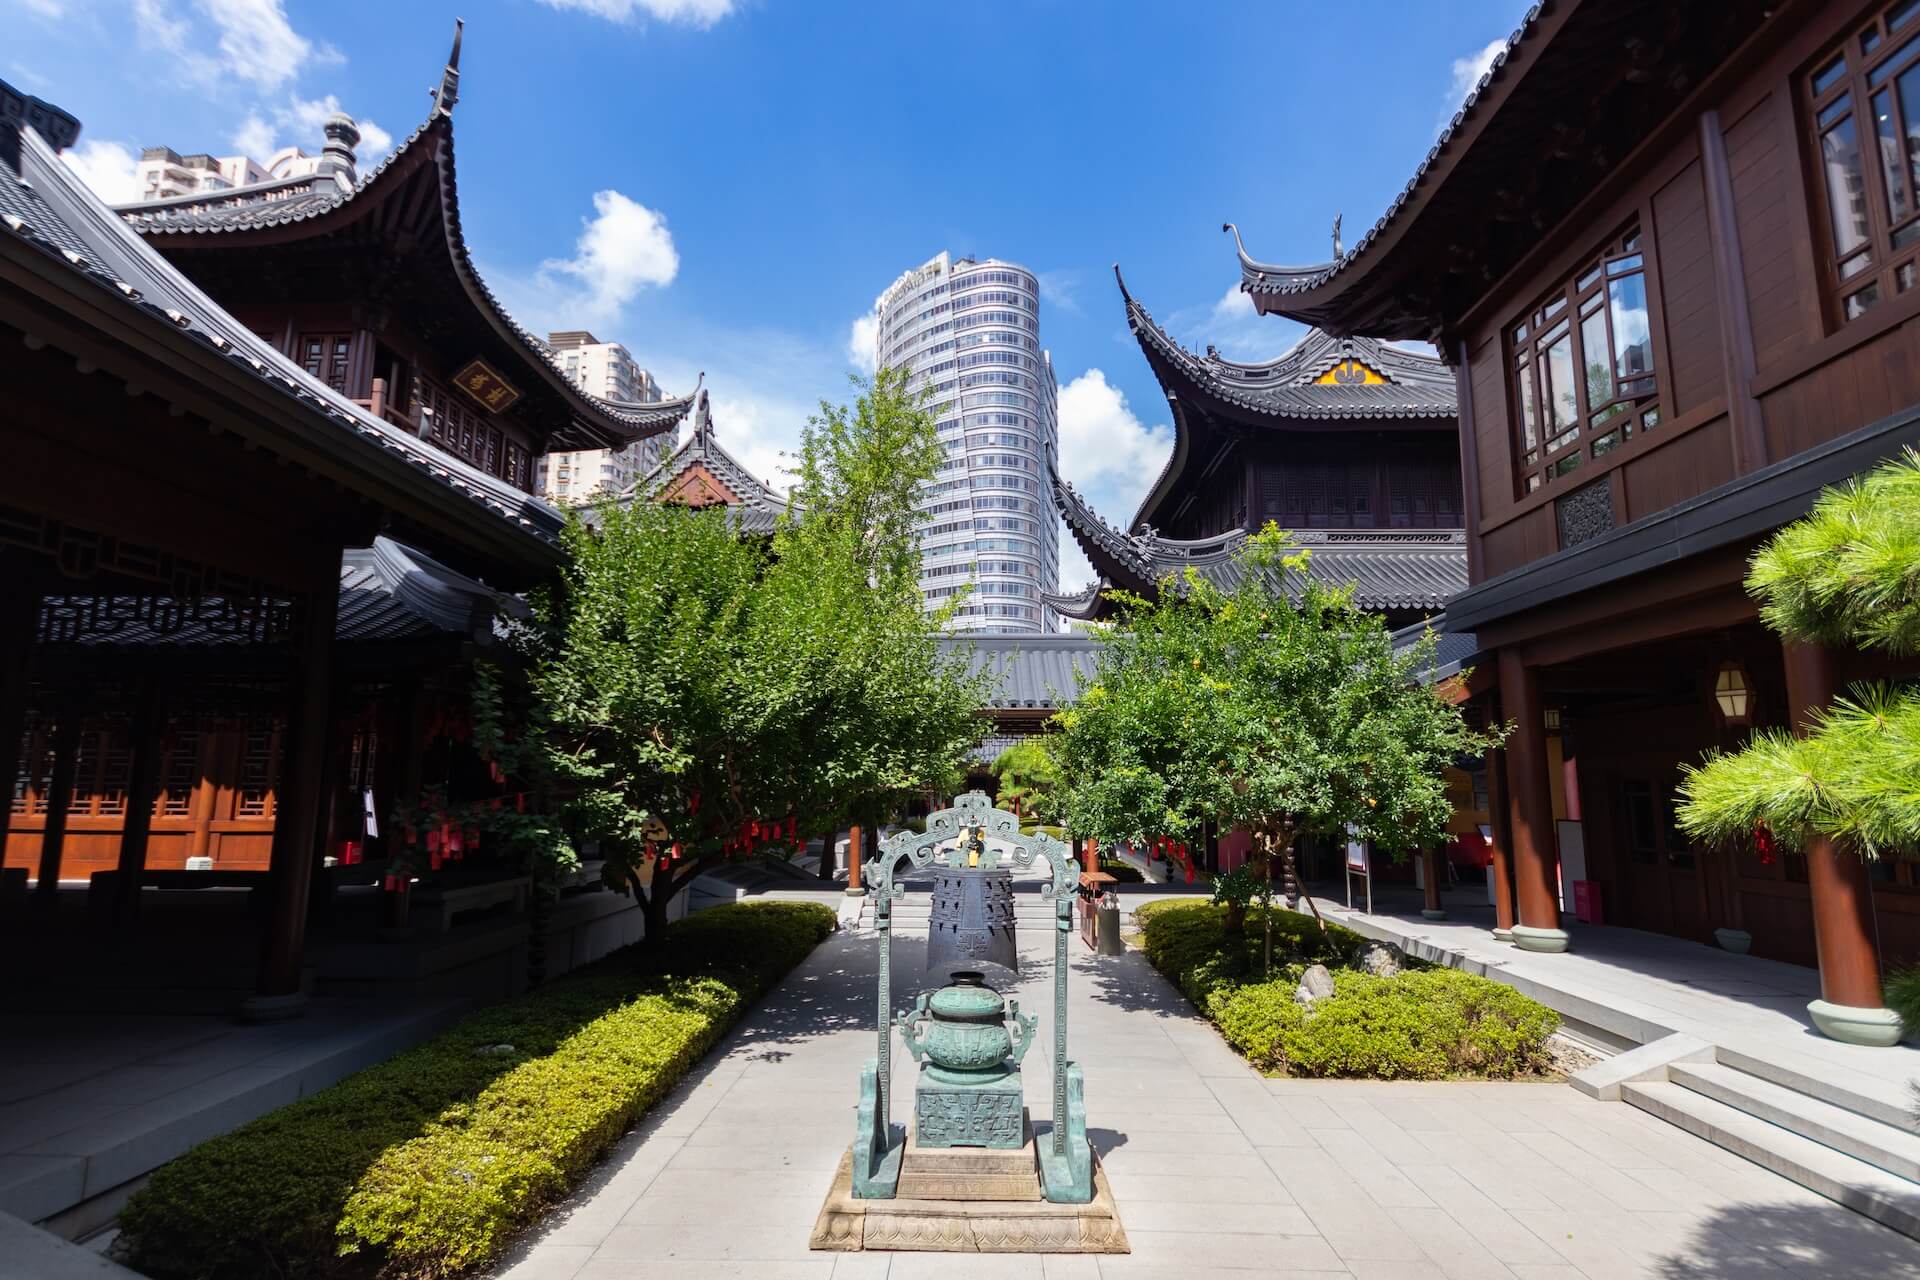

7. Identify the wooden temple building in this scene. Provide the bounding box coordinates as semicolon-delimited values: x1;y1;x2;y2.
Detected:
1230;0;1920;1044
1046;270;1467;631
0;29;691;1024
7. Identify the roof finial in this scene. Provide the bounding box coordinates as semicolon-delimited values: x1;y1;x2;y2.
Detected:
1222;221;1254;267
433;19;465;116
1332;213;1343;260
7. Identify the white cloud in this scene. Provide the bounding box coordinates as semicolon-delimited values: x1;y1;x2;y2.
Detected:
1446;38;1505;111
231;94;392;165
847;309;880;375
61;138;145;203
535;0;737;27
1036;269;1083;316
1165;283;1301;362
134;0;336;92
1055;368;1173;531
503;190;679;331
19;0;67;17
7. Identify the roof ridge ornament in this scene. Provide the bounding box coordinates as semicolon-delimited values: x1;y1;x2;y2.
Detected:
1332;213;1343;261
433;18;464;117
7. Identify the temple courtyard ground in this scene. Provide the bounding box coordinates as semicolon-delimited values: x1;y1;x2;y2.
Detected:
491;897;1920;1280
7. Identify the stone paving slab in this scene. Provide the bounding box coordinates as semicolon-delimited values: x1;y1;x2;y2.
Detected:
489;911;1920;1280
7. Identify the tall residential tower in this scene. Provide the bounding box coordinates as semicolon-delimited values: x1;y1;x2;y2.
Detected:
874;253;1060;633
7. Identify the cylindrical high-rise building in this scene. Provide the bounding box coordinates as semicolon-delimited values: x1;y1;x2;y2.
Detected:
874;252;1060;634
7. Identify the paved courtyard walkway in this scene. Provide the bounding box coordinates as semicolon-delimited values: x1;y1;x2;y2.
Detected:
492;905;1920;1280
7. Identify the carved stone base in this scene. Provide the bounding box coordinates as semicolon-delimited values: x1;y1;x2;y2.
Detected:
896;1116;1040;1200
811;1147;1128;1253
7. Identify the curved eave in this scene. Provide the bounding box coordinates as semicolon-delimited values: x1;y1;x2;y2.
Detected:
120;112;679;450
1046;455;1155;594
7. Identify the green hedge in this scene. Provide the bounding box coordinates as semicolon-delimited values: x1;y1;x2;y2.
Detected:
1140;900;1556;1079
118;901;836;1280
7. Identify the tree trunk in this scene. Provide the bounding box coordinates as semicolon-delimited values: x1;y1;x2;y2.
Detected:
1262;830;1274;980
640;878;673;953
1282;841;1328;932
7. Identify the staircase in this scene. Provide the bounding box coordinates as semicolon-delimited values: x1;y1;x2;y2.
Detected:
1621;1051;1920;1238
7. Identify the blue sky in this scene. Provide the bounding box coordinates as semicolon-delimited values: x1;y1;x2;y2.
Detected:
8;0;1526;591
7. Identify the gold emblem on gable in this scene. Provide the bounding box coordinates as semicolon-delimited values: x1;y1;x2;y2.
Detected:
1315;358;1388;386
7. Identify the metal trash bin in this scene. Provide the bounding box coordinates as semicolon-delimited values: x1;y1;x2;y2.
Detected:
1095;891;1125;956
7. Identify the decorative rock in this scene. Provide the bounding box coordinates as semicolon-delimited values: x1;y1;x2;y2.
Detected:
1353;940;1405;977
474;1043;517;1057
1295;964;1335;1005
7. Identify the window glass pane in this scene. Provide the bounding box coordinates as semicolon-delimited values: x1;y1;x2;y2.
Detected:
1606;253;1644;276
1515;363;1538;450
1576;264;1602;291
1641;406;1661;431
1897;0;1920;31
1551;451;1584;478
1870;36;1920;86
1875;87;1913;224
1814;55;1849;96
1819;94;1854;128
1901;261;1919;292
1581;307;1612;411
1866;28;1884;56
1898;66;1920;223
1822;115;1872;258
1841;250;1875;279
1845;279;1883;319
1543;331;1578;431
1608;272;1654;387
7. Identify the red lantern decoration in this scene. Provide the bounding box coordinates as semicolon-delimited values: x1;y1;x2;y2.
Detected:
1754;821;1776;866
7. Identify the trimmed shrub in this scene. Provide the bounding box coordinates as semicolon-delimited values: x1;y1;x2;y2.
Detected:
118;901;836;1280
1209;969;1557;1079
1140;900;1556;1079
1097;857;1145;883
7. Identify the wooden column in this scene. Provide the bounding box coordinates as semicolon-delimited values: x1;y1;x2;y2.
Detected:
1698;110;1767;474
1421;847;1446;920
112;676;165;928
1486;744;1517;937
845;823;865;895
1497;650;1568;951
1452;337;1485;583
33;706;81;901
1782;642;1894;1042
249;571;339;1017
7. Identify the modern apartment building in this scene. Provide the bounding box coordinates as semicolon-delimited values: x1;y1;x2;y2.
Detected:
537;330;670;503
874;252;1060;633
134;114;358;201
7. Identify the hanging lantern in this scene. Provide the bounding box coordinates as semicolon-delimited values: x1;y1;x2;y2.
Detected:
1713;659;1754;727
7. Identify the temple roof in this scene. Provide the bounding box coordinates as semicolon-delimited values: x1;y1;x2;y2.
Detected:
592;388;795;534
113;26;693;450
1116;267;1455;536
1223;0;1774;339
1120;267;1456;424
939;634;1100;713
40;538;526;647
1047;459;1466;621
0;92;565;570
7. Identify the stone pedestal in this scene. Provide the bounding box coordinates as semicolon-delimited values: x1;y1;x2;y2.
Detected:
813;1148;1128;1253
896;1115;1040;1200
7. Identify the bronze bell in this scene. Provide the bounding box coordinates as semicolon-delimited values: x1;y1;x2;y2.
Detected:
925;866;1019;977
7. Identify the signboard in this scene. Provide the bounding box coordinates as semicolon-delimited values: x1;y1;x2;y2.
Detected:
451;358;523;415
1344;825;1372;914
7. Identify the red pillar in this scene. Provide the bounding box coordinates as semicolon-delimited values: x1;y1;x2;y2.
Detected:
247;571;339;1019
1486;745;1517;938
845;823;865;896
1421;847;1446;920
1782;642;1898;1045
1498;650;1567;952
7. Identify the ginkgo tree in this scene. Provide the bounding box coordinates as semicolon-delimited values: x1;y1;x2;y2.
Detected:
1679;448;1920;861
1051;527;1503;973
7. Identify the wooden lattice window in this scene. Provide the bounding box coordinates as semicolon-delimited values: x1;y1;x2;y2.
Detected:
299;333;353;393
1805;1;1920;324
234;718;281;819
160;730;201;817
1509;227;1660;495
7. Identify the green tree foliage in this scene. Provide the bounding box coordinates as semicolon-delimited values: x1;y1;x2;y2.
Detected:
1051;526;1501;962
991;737;1061;824
1679;448;1920;858
524;368;986;942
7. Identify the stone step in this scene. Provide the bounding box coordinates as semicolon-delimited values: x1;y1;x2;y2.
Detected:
1621;1080;1920;1240
1713;1044;1915;1132
1668;1061;1920;1184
